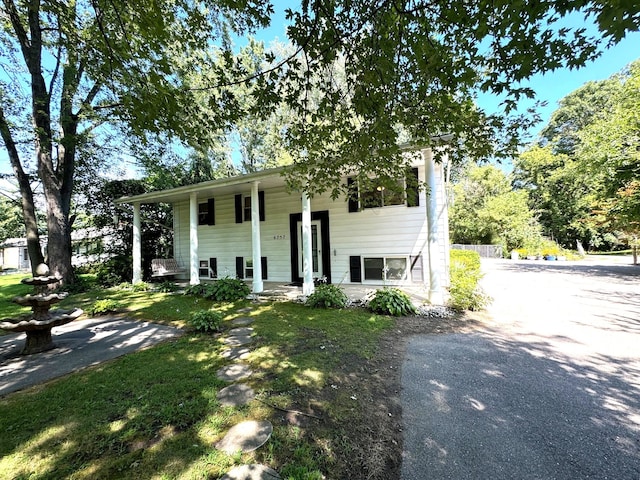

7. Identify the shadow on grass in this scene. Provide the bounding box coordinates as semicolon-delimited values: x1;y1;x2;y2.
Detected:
0;335;241;479
0;302;397;480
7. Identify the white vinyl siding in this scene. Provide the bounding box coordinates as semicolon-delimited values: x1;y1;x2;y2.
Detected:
172;161;449;287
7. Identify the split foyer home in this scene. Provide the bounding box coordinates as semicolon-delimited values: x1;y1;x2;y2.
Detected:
116;147;451;303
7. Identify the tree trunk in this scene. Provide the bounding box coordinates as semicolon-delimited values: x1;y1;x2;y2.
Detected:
0;105;45;274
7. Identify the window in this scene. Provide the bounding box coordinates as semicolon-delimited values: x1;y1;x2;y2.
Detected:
199;258;217;278
361;179;405;209
348;172;418;212
236;256;267;279
363;256;408;281
243;196;252;222
235;192;265;223
198;199;215;225
198;203;208;225
198;260;209;277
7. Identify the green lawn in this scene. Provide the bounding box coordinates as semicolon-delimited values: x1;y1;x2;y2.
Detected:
0;280;395;479
0;273;32;319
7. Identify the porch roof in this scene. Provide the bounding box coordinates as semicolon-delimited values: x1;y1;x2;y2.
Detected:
114;166;288;205
114;142;436;206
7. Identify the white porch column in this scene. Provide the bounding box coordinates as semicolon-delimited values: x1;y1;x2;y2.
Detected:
251;181;263;293
424;148;444;304
301;190;314;295
189;192;200;285
132;202;142;284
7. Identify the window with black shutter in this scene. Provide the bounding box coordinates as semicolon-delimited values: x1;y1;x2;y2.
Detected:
235;192;265;222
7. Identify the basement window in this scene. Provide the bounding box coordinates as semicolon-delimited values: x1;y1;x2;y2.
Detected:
363;257;408;281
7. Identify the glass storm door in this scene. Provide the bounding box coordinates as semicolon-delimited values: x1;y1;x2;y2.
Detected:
298;220;322;278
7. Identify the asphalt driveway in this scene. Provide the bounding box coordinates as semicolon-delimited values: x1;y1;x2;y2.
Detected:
401;256;640;479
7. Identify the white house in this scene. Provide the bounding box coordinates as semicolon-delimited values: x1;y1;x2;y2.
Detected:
0;238;30;272
116;147;451;303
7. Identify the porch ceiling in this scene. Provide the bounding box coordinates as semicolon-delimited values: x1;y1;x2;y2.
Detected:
114;167;289;205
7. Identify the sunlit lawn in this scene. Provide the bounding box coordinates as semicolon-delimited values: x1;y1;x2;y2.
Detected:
0;273;32;319
0;279;394;479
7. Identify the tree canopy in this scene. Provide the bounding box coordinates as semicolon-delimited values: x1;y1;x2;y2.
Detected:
1;0;639;280
515;59;640;250
450;165;541;253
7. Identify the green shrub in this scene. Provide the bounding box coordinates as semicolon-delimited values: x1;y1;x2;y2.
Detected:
208;277;250;302
63;275;95;294
132;281;150;292
306;284;348;308
368;287;417;316
184;278;249;302
88;299;122;316
188;310;223;333
96;256;132;287
184;283;212;297
448;249;490;311
157;281;179;293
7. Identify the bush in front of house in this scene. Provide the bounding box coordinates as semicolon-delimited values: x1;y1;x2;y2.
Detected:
185;278;250;302
368;287;417;316
208;277;250;301
96;255;132;287
448;249;490;311
188;310;223;333
157;281;179;293
88;299;122;316
306;284;348;308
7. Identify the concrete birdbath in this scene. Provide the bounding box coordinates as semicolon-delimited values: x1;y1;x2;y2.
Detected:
0;264;83;355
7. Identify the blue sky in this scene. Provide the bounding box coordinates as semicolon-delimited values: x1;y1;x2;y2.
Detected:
1;9;639;177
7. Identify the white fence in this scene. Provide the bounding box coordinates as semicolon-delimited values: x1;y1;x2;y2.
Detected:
451;244;503;258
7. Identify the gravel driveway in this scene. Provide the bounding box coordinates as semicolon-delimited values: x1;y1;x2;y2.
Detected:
401;256;640;479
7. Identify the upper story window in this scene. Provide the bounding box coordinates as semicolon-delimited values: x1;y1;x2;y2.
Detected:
360;179;405;209
243;196;252;221
198;199;215;225
235;192;265;223
348;168;419;212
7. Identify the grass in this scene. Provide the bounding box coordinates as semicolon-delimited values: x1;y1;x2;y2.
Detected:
0;280;395;479
0;273;32;319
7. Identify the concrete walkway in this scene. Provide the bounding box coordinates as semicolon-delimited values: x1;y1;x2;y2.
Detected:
401;256;640;479
0;316;182;396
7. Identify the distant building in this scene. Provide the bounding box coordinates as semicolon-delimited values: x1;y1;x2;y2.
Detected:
0;238;30;272
0;227;115;272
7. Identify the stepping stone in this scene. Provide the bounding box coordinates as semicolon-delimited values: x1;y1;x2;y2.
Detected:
215;420;273;454
220;464;280;480
223;335;253;346
236;307;253;313
221;346;251;360
217;383;255;407
216;363;252;381
228;327;254;336
231;316;254;326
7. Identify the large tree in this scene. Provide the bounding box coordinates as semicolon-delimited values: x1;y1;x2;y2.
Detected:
0;0;271;282
278;1;639;196
515;59;640;250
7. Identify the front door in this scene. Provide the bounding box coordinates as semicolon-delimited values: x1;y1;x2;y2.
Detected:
297;220;323;278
